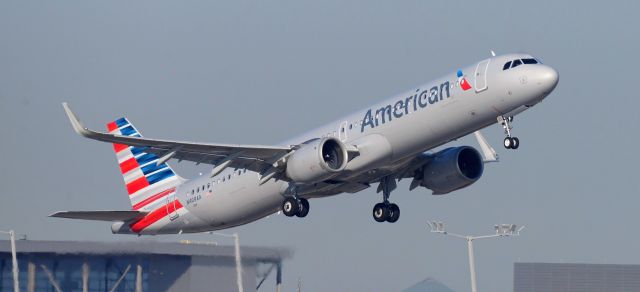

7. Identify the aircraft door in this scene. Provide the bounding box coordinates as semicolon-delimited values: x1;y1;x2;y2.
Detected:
338;121;349;142
166;193;180;221
474;59;491;93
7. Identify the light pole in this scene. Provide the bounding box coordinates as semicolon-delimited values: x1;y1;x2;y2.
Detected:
212;232;244;292
0;230;19;292
427;221;524;292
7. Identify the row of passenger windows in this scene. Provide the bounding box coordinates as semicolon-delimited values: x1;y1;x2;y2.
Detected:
189;169;248;195
322;119;368;137
503;58;539;70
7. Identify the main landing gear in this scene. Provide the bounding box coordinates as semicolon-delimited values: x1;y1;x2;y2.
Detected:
373;176;400;223
499;116;519;150
282;197;310;218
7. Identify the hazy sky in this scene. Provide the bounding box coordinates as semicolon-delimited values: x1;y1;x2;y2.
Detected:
1;1;639;291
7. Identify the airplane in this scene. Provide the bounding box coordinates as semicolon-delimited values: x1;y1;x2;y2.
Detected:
51;53;559;235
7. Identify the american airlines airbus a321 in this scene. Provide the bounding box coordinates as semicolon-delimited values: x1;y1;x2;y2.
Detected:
52;53;558;235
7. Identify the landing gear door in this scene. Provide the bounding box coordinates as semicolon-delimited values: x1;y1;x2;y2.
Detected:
474;59;490;93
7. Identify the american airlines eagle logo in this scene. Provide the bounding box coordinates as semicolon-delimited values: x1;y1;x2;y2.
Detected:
457;69;472;91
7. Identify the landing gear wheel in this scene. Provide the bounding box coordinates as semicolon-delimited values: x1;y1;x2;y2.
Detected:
373;203;388;222
386;203;400;223
282;198;299;217
296;198;310;218
499;115;520;150
511;137;520;149
504;137;513;149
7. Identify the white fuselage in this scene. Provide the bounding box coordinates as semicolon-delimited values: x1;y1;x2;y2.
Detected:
130;53;558;234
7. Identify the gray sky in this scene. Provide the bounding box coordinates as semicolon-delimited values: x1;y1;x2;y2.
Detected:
1;1;639;291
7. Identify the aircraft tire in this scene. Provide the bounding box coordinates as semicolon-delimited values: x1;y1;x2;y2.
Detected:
296;198;310;218
387;203;400;223
282;198;299;217
511;137;520;149
373;203;388;222
503;137;513;149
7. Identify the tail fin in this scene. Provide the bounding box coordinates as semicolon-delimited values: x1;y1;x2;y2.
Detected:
106;118;182;212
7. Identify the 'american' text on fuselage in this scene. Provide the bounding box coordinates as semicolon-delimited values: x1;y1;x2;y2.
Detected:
361;81;451;132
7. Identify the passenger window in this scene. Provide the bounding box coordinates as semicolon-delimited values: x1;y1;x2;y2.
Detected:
511;59;522;68
522;58;537;64
503;61;512;70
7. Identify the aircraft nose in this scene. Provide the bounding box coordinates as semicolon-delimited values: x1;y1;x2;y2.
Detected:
537;65;559;93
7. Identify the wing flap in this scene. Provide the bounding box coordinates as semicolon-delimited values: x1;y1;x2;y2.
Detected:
50;211;148;222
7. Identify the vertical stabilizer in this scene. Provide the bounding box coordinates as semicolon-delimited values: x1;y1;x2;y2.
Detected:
106;118;182;212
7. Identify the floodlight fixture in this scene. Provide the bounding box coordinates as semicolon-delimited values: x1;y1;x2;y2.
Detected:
427;221;524;292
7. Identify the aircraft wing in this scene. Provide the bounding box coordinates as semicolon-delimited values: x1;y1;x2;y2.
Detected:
62;103;293;177
50;211;148;222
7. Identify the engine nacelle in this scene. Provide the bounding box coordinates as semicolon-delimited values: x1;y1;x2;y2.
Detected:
285;137;348;184
421;146;484;195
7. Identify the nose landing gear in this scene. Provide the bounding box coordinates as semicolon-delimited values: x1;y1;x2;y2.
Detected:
499;116;519;149
372;176;400;223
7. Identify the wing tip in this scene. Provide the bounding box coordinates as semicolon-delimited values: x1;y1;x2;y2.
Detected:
62;102;91;137
49;211;70;218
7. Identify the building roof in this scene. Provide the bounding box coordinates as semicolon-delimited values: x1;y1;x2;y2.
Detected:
0;240;291;262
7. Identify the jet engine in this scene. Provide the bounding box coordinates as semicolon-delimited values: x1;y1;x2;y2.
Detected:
420;146;484;195
285;137;348;184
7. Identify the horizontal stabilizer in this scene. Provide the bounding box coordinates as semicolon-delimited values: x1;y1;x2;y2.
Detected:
50;210;148;222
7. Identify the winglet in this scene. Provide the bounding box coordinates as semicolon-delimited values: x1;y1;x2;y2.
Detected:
473;130;499;163
62;102;92;137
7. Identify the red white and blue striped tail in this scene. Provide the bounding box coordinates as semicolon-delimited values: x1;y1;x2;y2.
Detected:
106;118;182;212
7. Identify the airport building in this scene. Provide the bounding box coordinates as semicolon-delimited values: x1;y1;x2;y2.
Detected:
514;262;640;292
0;239;290;292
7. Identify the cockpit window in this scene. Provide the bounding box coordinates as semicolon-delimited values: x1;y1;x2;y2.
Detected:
503;58;539;71
511;59;522;68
